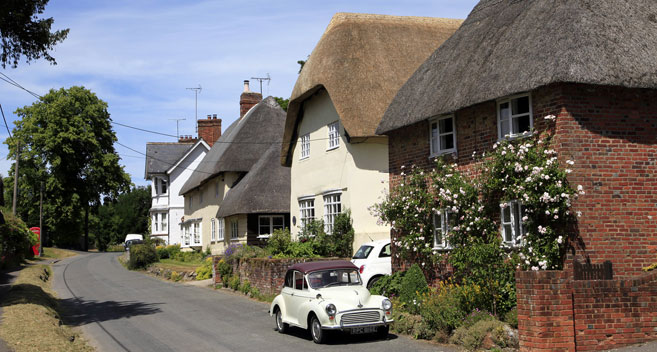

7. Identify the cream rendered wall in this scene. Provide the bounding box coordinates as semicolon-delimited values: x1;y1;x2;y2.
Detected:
224;214;248;247
183;171;241;254
290;90;390;252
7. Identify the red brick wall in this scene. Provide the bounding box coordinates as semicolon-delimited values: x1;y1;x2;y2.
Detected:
516;270;575;352
387;83;657;278
240;92;262;118
197;116;222;147
517;269;657;351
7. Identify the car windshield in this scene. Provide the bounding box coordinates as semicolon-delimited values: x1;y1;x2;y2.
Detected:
307;269;362;289
352;245;373;259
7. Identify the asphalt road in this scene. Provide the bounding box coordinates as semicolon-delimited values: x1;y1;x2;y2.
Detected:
51;252;456;352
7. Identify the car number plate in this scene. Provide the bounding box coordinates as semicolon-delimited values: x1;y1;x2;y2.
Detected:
350;326;377;335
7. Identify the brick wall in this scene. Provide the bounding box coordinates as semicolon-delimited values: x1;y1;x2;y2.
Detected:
387;83;657;278
197;115;222;147
517;269;657;351
212;256;345;296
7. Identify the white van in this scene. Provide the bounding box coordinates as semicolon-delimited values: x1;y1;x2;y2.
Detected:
124;234;144;250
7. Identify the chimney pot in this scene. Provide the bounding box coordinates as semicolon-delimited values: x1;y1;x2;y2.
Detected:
207;114;211;119
243;80;250;92
213;114;217;119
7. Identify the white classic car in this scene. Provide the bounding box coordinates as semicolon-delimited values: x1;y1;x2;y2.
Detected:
269;260;393;344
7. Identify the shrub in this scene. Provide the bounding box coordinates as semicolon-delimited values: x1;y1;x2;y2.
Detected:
0;211;37;268
399;264;429;312
330;211;355;258
419;287;466;334
170;271;182;282
461;309;496;329
450;319;516;351
195;257;213;280
156;245;169;259
239;280;251;295
173;250;203;263
107;244;125;252
165;244;181;258
128;244;158;270
504;306;518;329
217;259;232;287
229;275;240;291
370;270;405;298
266;228;292;255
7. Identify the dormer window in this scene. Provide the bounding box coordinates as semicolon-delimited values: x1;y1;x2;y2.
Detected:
160;179;167;194
498;94;532;139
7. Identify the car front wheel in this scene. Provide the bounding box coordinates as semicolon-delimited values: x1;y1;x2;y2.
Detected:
275;309;287;333
310;316;325;344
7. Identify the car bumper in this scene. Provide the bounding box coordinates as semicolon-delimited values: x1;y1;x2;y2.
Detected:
323;319;394;330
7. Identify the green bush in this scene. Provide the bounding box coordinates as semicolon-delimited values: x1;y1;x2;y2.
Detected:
195;257;213;280
0;211;37;268
504;306;518;329
217;259;232;287
370;270;405;297
302;211;355;258
450;318;516;351
107;244;125;252
173;250;203;263
229;275;240;290
156;245;169;259
266;228;292;255
461;309;496;329
239;280;251;294
165;244;181;258
419;287;466;334
128;244;158;270
400;264;428;312
170;271;182;282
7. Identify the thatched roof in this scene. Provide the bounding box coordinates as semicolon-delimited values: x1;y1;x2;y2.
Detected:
281;12;463;165
217;145;290;217
180;96;286;195
144;142;194;178
377;0;657;134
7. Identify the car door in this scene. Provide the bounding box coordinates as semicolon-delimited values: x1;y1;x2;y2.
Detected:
282;270;309;326
281;270;297;324
372;243;392;275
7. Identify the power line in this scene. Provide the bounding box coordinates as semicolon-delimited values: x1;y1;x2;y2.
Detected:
115;140;215;175
0;104;11;138
112;121;178;138
0;72;42;99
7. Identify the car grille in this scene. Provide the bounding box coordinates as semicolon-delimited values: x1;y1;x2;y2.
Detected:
340;310;381;326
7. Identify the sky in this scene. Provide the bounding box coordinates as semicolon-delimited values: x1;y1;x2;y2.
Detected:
0;0;479;188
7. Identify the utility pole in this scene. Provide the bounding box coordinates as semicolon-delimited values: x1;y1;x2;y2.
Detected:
186;85;201;132
168;117;186;139
39;182;43;256
12;140;20;215
250;73;271;94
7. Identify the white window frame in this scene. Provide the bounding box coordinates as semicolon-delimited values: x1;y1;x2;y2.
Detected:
230;220;239;240
327;121;340;150
429;115;457;157
501;200;527;247
323;192;342;234
298;197;315;229
300;133;310;159
211;218;216;242
184;225;190;246
153;214;159;232
217;218;225;241
258;215;285;239
497;93;533;140
433;209;454;249
161;213;167;232
193;222;201;245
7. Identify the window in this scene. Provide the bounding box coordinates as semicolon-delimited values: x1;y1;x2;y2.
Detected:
161;213;167;231
300;134;310;159
298;198;315;228
193;222;201;244
379;243;392;258
327;122;339;150
430;116;456;156
294;271;305;290
153;214;159;232
211;218;216;242
433;209;455;249
323;193;341;234
231;220;239;240
258;215;285;238
184;225;190;245
501;200;527;246
498;94;532;139
217;218;225;241
160;179;167;194
284;271;293;288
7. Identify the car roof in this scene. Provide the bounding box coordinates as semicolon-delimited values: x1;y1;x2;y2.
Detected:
359;239;390;247
288;260;357;274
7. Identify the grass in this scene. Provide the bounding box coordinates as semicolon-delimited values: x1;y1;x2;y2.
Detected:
41;247;78;260
0;264;94;352
156;258;203;270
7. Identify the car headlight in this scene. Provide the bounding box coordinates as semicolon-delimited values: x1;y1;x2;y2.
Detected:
325;303;337;316
382;299;392;311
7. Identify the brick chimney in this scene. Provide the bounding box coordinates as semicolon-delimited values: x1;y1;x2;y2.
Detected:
240;80;262;119
178;135;198;143
197;114;222;147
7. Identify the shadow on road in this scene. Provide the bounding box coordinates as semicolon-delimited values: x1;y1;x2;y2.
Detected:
59;297;163;326
281;326;398;345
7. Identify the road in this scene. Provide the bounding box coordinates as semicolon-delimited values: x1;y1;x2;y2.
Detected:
51;252;456;352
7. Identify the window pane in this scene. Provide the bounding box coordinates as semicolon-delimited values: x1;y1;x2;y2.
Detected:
259;217;270;226
514;115;531;134
499;102;510;120
512;96;529;115
431;123;438;152
260;225;270;234
440;134;454;150
500;120;510;137
502;205;511;223
504;225;513;242
273;216;284;226
439;117;453;133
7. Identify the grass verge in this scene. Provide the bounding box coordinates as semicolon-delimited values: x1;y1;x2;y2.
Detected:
41;247;78;260
0;264;94;352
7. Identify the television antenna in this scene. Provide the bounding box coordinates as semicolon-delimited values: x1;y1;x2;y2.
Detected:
168;117;187;139
186;85;202;132
250;73;270;94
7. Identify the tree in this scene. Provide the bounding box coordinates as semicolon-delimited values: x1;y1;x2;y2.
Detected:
6;86;131;249
274;97;289;111
94;186;150;251
0;0;69;68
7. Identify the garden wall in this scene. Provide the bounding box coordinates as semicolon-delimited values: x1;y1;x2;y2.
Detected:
516;269;657;351
211;256;345;296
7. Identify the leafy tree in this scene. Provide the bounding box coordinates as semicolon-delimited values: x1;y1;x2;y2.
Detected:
6;86;130;249
273;97;288;111
297;58;307;74
0;0;69;68
95;186;150;251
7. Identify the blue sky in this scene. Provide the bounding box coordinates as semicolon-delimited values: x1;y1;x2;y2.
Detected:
0;0;479;187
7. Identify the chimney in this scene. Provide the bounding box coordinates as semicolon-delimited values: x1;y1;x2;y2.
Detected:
240;80;262;119
197;113;222;147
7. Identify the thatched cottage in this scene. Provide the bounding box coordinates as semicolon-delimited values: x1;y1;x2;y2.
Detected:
377;0;657;279
280;13;463;252
180;84;289;253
